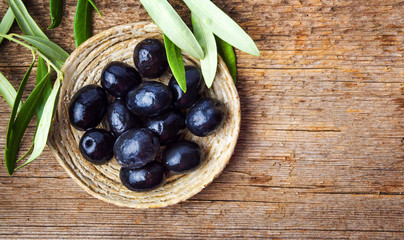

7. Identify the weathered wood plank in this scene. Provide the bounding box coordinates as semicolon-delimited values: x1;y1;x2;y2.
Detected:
1;194;404;238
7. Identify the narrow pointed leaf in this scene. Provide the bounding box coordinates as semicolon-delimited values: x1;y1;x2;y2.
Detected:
0;33;64;70
74;0;92;47
216;36;237;82
8;0;48;39
16;78;61;170
0;72;22;111
16;34;69;65
140;0;204;59
0;8;15;45
7;65;51;174
164;34;186;92
48;0;63;29
36;57;52;125
16;143;33;163
192;13;217;88
183;0;259;56
88;0;103;17
5;53;36;175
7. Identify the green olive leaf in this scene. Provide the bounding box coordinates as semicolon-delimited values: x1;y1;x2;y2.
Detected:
164;34;186;92
216;36;237;82
16;60;51;165
8;0;48;39
16;143;33;163
16;76;61;171
182;0;259;56
8;63;52;173
16;34;68;68
5;51;36;175
0;33;65;72
88;0;103;17
140;0;204;59
74;0;92;47
36;57;52;125
192;13;217;88
0;72;22;112
48;0;63;29
0;8;15;45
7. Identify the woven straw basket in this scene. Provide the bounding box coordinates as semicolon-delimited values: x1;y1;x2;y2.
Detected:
48;22;241;208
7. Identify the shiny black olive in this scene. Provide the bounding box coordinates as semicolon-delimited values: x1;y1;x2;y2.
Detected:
120;161;165;192
113;128;160;168
79;129;115;165
68;85;108;131
169;66;205;109
133;38;168;78
185;98;226;137
162;140;204;174
107;99;141;137
146;109;185;145
126;81;172;117
101;61;142;98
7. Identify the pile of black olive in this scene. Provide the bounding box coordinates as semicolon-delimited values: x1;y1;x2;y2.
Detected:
68;38;226;192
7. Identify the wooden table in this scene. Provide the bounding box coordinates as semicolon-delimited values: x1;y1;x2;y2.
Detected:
1;0;403;239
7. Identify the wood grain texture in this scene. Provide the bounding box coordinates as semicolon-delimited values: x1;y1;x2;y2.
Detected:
0;0;403;239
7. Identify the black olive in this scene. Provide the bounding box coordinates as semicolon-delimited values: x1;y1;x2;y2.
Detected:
162;140;204;174
106;99;141;137
79;129;115;165
169;66;205;109
126;81;172;117
101;61;142;98
68;85;108;131
185;98;226;137
120;161;165;192
113;128;160;168
133;38;168;78
146;109;185;145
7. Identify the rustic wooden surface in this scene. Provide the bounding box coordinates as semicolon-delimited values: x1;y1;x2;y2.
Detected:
0;0;403;239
